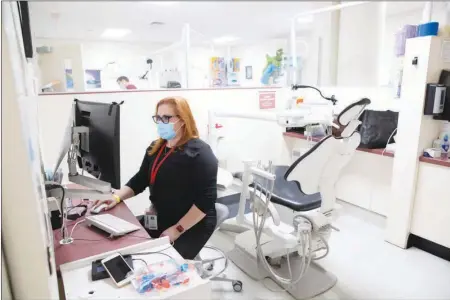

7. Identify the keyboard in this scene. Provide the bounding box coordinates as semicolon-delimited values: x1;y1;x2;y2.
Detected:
85;214;141;237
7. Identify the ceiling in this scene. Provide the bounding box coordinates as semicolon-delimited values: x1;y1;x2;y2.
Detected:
29;2;434;45
29;1;324;45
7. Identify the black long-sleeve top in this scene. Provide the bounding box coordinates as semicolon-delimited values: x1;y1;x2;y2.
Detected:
126;138;218;230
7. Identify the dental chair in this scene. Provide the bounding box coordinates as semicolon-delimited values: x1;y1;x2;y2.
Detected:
218;98;371;299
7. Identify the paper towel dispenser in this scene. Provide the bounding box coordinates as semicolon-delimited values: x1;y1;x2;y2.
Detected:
424;84;446;115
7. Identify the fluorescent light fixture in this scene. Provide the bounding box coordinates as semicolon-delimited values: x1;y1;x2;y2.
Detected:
213;36;240;44
101;28;131;39
151;1;179;6
297;15;314;24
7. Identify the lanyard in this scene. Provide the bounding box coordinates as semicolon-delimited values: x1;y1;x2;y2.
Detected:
150;144;175;185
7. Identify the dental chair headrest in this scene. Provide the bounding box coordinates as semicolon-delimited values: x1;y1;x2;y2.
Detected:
336;98;371;127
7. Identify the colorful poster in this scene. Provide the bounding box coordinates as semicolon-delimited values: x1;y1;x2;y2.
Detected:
85;69;102;89
258;91;276;110
65;69;74;89
227;58;240;86
210;57;226;87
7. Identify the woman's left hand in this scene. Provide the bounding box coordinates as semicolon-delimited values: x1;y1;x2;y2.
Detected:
160;226;182;242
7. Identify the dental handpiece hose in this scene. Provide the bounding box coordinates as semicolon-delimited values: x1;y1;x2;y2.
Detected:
252;177;312;286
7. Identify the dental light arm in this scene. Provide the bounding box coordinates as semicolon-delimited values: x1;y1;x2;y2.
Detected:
291;84;338;105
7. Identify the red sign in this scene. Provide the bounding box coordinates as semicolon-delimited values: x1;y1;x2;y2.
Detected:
258;91;276;109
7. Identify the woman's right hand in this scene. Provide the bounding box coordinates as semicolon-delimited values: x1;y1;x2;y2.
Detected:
91;198;118;212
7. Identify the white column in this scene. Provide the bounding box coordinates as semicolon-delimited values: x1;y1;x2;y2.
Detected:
377;2;387;86
290;18;297;85
183;23;191;88
421;2;433;23
386;36;450;248
329;1;341;86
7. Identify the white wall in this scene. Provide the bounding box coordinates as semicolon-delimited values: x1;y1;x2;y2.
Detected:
230;39;288;87
337;2;383;87
36;38;168;91
2;23;58;299
337;2;449;88
37;42;85;92
411;163;450;248
81;41;166;90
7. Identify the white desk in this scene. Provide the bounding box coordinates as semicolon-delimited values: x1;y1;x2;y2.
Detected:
60;237;211;300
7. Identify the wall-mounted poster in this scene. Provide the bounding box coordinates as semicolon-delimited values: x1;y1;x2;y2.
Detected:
210;57;226;87
258;90;276;110
65;69;73;90
227;58;240;86
85;69;102;89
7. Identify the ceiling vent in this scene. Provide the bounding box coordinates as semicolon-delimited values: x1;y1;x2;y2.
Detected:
36;46;53;54
150;21;165;26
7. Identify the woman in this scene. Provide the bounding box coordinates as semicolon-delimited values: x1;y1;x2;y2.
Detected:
92;97;218;259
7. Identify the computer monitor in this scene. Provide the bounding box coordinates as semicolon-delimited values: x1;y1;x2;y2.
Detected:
73;99;121;189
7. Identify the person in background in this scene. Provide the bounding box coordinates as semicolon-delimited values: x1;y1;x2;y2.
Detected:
117;76;137;90
91;97;218;260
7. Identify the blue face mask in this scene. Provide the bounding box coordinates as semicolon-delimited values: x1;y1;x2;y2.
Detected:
157;121;179;140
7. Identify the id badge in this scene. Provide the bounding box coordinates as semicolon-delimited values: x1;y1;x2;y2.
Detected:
144;214;158;230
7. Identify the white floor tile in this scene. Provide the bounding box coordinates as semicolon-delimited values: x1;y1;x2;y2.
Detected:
125;199;450;299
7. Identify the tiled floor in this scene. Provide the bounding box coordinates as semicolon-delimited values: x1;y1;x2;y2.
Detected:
126;198;450;299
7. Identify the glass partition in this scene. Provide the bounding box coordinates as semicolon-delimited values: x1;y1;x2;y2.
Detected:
30;1;446;95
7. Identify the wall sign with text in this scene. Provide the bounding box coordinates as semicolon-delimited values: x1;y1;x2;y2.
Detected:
258;91;276;109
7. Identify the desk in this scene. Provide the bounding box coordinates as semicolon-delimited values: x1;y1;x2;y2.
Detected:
53;201;150;269
54;189;211;299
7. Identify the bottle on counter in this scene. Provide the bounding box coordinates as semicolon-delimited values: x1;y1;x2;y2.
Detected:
441;134;449;159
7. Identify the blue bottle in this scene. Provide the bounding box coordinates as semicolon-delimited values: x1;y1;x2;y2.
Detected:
441;135;449;159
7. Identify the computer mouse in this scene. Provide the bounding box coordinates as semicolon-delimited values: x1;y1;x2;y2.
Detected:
90;203;108;214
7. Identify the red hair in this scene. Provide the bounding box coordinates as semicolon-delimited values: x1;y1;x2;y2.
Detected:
149;97;199;155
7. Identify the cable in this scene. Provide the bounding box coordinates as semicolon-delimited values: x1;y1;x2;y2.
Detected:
312;234;330;260
198;245;229;279
130;245;175;260
251;169;314;287
44;181;65;215
69;219;85;238
132;258;148;270
72;238;105;242
45;181;67;239
382;127;397;157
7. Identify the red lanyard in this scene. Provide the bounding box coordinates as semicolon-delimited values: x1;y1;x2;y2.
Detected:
150;144;175;185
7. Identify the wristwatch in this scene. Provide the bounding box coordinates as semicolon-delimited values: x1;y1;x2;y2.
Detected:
175;224;185;234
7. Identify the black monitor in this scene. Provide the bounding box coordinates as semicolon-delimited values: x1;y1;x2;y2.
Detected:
74;99;121;189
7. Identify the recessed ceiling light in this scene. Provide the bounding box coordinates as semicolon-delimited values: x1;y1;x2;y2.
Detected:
151;1;179;6
213;36;240;44
101;28;131;39
150;21;165;26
